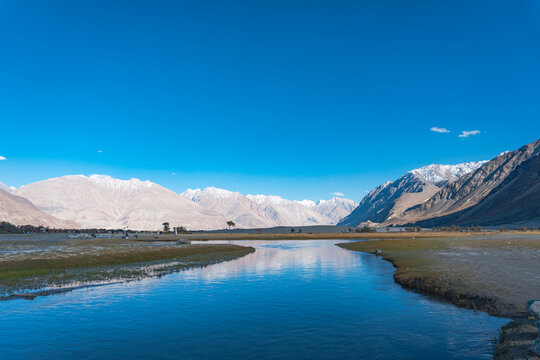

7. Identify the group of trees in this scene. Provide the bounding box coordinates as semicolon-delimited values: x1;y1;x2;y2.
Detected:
161;221;237;234
161;222;188;234
0;221;49;234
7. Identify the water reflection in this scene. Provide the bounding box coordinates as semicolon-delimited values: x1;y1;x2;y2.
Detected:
183;240;365;282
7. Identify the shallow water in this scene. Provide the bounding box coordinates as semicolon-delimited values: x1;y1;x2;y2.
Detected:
0;240;507;359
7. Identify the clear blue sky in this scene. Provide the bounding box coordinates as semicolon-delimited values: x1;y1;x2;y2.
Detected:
0;0;539;201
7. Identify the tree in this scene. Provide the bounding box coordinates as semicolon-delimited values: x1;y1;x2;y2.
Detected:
162;222;170;233
227;221;235;231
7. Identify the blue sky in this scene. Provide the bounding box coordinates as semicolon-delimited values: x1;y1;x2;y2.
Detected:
0;0;539;201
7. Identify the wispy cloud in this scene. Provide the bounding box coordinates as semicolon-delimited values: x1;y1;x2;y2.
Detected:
430;127;450;133
97;150;103;153
458;130;480;138
333;192;344;197
0;156;6;160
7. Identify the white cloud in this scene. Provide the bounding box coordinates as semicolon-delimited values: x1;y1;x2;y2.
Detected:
0;156;6;160
97;150;103;153
458;130;480;138
333;192;344;197
430;127;450;133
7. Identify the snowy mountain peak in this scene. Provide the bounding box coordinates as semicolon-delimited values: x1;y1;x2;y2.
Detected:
85;175;155;191
17;174;157;192
181;187;236;201
246;194;289;205
298;199;317;208
409;161;487;186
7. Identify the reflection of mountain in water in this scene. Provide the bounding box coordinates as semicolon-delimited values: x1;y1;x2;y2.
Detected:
184;240;365;282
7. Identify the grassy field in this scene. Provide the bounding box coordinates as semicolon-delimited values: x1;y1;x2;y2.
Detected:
0;237;254;298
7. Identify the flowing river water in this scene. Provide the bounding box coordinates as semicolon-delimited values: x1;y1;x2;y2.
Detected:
0;240;508;359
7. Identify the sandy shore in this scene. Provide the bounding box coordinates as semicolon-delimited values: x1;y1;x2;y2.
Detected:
337;234;540;359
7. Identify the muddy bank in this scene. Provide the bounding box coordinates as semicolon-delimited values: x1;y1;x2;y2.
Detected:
337;234;540;359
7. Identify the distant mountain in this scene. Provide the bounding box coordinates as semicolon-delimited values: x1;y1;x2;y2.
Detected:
15;175;227;231
13;176;356;230
246;194;335;226
181;188;356;227
0;188;78;228
405;139;540;227
302;197;359;223
338;161;486;227
181;187;275;228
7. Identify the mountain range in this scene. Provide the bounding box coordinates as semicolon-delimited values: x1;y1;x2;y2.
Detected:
6;175;357;230
340;138;540;228
2;138;539;230
338;161;487;227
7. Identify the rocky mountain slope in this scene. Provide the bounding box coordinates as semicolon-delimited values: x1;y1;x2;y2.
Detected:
0;188;79;228
406;139;540;227
338;161;486;227
410;162;487;186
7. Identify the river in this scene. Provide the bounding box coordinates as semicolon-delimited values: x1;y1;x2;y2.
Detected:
0;239;508;359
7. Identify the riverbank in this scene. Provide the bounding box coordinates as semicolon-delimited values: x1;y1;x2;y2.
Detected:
163;231;498;241
337;234;540;359
0;236;254;300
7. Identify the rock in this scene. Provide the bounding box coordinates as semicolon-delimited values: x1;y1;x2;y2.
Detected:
528;300;540;318
527;301;540;356
532;340;540;357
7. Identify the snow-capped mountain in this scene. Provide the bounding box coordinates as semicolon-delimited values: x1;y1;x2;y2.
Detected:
181;187;357;227
302;197;358;223
409;161;488;186
404;139;540;227
181;187;275;228
12;176;356;230
246;194;333;226
339;160;486;227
